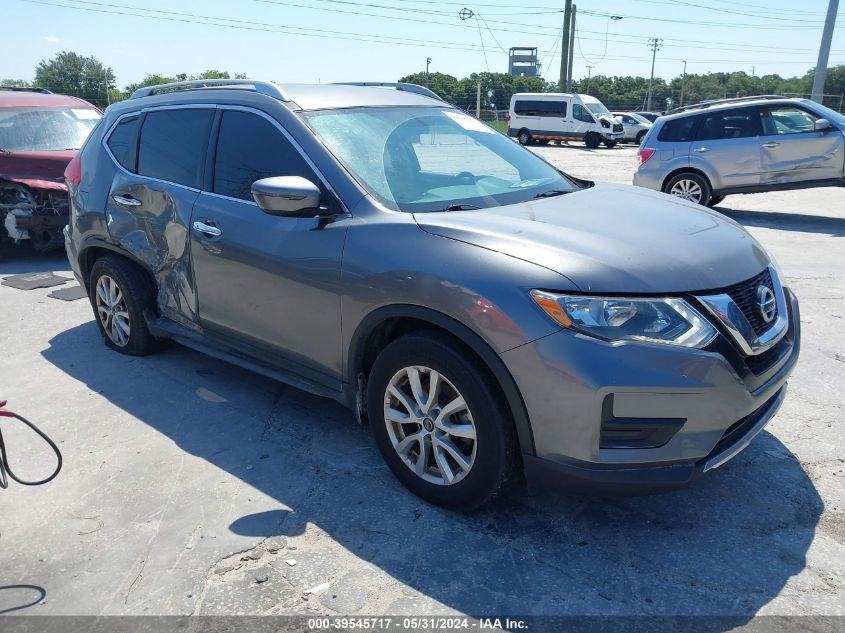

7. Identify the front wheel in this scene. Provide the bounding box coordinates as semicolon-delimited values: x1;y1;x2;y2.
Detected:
707;195;726;208
663;172;712;206
603;140;617;148
584;132;601;149
635;130;647;145
367;333;515;510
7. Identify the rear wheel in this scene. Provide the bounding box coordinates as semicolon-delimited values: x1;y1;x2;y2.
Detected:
635;130;647;145
367;333;515;510
663;172;711;206
584;132;601;149
603;140;617;148
89;255;159;356
517;129;532;146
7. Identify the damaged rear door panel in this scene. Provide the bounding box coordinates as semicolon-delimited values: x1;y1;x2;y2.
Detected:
101;106;214;327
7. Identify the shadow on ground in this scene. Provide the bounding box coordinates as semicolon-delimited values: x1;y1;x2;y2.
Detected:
40;318;822;624
718;207;845;237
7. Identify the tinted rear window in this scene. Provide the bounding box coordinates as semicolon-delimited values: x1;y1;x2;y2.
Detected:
137;109;213;188
697;108;762;140
657;116;697;142
514;100;566;117
213;110;318;202
106;115;140;171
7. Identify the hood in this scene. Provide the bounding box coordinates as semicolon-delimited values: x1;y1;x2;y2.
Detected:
414;183;770;294
0;150;75;191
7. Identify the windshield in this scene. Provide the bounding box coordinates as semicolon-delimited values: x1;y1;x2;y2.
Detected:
585;102;611;116
808;102;845;128
0;106;101;152
302;106;575;213
628;112;652;124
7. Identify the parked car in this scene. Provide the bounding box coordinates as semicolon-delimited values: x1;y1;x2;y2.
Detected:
0;87;101;251
66;79;800;509
508;92;624;148
634;95;845;206
612;111;652;144
634;111;662;123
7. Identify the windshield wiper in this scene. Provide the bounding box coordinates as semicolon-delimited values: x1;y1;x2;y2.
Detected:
533;190;571;199
434;203;483;212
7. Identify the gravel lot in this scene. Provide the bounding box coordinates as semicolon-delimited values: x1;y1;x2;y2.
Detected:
1;145;843;625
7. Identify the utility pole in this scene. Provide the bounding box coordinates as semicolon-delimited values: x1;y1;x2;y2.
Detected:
646;37;663;112
476;80;481;118
566;5;576;92
426;57;431;84
585;65;594;94
559;0;572;91
679;59;687;107
811;0;839;104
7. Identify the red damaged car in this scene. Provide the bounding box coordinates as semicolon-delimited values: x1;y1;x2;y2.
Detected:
0;87;101;251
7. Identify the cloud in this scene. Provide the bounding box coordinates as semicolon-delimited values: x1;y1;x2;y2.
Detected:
44;35;60;43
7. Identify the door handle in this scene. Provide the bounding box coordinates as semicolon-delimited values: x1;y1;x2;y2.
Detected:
192;220;222;238
112;194;142;207
762;142;780;148
693;147;709;153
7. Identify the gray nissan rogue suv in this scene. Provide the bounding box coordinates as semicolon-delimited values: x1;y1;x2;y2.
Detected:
64;79;800;509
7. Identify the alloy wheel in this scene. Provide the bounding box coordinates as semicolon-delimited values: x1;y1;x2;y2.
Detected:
95;275;131;347
383;365;477;486
669;178;703;202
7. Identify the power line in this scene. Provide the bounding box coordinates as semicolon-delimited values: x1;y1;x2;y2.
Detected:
17;0;836;70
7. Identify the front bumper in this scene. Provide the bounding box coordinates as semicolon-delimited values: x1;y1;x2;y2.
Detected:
503;287;800;493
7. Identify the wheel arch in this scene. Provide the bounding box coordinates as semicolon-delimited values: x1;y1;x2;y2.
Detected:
661;166;715;194
78;239;157;293
348;304;535;457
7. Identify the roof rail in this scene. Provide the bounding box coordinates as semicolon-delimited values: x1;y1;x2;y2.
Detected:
0;86;53;94
667;94;787;115
334;82;443;101
130;79;289;101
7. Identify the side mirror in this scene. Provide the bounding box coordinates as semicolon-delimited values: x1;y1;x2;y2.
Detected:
251;176;321;216
814;118;833;132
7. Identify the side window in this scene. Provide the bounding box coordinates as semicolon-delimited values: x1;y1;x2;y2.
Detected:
573;104;594;124
761;106;817;135
138;109;213;188
657;116;697;142
697;108;762;141
514;100;565;117
106;115;141;171
213;110;321;203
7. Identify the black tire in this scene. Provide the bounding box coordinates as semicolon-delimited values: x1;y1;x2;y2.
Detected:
367;333;515;510
663;171;712;206
88;254;159;356
517;129;532;146
603;140;617;148
537;139;550;145
707;195;726;208
584;132;601;149
635;130;647;145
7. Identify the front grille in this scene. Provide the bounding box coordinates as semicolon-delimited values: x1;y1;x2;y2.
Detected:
725;268;777;336
612;123;623;133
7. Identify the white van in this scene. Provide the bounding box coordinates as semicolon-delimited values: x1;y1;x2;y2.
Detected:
507;93;624;148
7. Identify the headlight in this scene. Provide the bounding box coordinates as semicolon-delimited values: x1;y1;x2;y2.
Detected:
530;290;717;348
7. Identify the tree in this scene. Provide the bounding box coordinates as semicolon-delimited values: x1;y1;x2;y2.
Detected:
34;51;116;109
1;78;32;88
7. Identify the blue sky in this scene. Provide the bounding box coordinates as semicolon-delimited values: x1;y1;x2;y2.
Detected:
5;0;844;88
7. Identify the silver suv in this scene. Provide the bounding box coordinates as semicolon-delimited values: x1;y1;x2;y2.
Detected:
65;80;800;509
633;96;845;206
